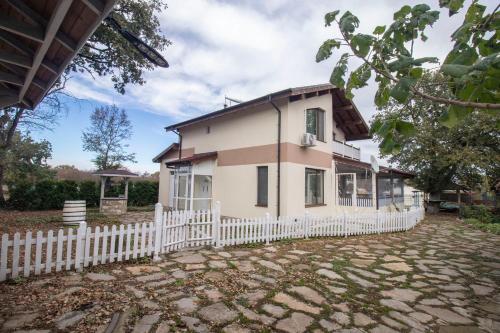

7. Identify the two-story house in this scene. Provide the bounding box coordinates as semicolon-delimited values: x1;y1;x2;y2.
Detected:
153;84;412;218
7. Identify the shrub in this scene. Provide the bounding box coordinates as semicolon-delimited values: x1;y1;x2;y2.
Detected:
6;180;159;210
460;204;499;224
7;182;37;210
79;181;99;207
128;181;158;206
463;218;500;235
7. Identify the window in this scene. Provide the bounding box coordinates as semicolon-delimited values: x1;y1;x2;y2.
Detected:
305;168;324;205
206;126;210;134
257;166;268;206
305;108;325;141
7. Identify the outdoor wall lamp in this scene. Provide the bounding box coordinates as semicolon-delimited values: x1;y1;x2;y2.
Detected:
105;16;169;68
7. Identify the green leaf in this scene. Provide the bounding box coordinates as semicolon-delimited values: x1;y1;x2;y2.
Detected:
339;11;359;35
444;45;478;65
370;118;383;135
395;120;416;136
394;5;411;20
375;86;390;108
390;77;416;103
413;57;439;66
316;39;341;62
464;2;486;23
373;25;386;35
377;120;395;137
411;4;431;15
439;0;465;16
409;67;423;79
329;53;349;88
439;105;471;127
441;64;471;77
324;10;340;27
346;63;371;98
380;133;396;154
350;34;374;57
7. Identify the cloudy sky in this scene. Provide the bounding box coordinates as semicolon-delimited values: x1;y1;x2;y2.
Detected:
33;0;482;173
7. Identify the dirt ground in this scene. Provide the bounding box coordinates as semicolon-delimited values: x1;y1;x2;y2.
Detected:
0;209;154;236
0;214;498;333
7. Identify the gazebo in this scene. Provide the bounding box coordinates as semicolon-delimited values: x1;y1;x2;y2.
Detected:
93;169;139;215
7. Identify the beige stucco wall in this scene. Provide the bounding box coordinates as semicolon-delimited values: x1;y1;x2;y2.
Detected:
156;93;379;217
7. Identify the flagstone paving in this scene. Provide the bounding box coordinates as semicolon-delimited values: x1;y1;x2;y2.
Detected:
0;214;499;332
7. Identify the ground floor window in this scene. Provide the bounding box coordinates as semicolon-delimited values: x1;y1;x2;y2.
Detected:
171;165;212;211
305;168;324;205
257;166;268;206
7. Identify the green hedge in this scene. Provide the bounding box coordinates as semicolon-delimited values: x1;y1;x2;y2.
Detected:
7;180;158;211
463;218;500;235
460;205;500;224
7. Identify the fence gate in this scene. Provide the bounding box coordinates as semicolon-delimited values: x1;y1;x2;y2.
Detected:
160;203;219;253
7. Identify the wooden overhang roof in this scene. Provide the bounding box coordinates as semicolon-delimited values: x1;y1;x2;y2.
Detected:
152;142;179;163
93;169;139;177
333;155;414;178
164;84;371;141
165;151;218;166
0;0;117;110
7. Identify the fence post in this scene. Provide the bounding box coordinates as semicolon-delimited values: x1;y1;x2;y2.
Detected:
213;201;221;248
376;210;380;234
304;211;310;239
343;211;348;238
265;213;271;245
153;203;163;261
75;223;86;272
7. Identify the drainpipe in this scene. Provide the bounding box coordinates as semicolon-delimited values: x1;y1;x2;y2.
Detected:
172;129;182;160
269;97;281;217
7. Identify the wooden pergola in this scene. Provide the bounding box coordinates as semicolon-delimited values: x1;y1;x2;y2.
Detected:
93;169;139;215
0;0;117;109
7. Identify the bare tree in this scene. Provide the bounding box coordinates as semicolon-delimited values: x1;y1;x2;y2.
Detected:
82;105;136;170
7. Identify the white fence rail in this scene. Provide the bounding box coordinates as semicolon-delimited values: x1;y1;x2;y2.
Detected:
0;203;424;282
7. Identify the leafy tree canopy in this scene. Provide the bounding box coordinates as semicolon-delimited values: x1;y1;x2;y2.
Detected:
372;72;500;194
3;131;54;185
317;1;499;153
82;105;136;170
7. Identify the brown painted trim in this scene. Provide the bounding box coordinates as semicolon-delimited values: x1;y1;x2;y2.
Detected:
305;204;327;208
217;143;332;168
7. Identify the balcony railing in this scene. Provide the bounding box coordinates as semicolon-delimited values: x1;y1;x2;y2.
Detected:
332;140;360;160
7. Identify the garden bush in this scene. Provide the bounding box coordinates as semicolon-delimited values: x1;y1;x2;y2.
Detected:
6;180;158;210
460;204;499;224
463;218;500;235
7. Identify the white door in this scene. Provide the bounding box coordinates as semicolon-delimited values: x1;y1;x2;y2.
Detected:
337;173;356;206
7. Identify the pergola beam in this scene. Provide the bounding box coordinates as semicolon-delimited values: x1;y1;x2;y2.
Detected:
0;30;59;75
6;0;78;52
0;95;19;109
0;50;32;68
0;70;24;86
81;0;105;14
19;0;74;102
0;13;44;42
32;0;116;107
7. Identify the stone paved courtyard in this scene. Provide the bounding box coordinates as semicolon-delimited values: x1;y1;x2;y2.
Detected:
0;214;499;333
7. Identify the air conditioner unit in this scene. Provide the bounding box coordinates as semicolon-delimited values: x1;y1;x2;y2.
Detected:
301;133;316;147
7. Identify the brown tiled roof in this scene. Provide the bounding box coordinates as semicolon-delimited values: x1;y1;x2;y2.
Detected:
164;84;370;141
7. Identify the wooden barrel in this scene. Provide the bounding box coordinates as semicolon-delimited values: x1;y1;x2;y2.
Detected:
63;200;86;226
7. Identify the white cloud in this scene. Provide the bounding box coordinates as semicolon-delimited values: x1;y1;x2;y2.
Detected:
65;0;487;165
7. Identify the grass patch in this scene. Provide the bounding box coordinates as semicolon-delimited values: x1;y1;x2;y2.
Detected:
175;279;185;286
331;258;350;272
463;218;500;235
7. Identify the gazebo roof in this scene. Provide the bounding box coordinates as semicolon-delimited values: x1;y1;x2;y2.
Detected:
93;169;139;177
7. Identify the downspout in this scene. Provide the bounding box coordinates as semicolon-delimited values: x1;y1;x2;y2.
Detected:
172;129;182;160
269;97;281;217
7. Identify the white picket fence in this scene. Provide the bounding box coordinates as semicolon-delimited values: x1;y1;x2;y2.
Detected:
0;203;424;282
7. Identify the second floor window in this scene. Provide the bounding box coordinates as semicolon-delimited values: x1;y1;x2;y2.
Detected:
305;108;325;142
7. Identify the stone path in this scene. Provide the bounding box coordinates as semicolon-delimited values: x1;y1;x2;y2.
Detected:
0;214;499;332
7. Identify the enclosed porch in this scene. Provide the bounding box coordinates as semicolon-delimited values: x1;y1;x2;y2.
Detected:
166;153;217;211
